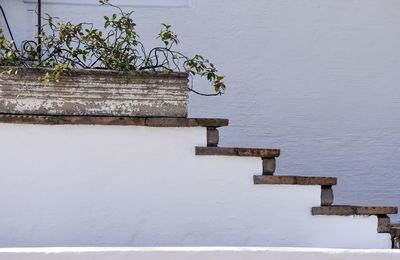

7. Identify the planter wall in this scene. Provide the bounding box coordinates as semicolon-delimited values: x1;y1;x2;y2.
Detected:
0;67;189;117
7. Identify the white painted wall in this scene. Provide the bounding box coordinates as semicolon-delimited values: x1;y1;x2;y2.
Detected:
1;0;399;221
0;123;392;248
2;247;400;260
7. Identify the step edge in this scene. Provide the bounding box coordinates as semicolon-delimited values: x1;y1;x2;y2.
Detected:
195;146;281;158
312;206;398;216
0;114;229;127
253;175;337;186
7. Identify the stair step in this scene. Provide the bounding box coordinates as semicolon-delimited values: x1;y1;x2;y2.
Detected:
254;175;337;186
312;206;398;216
392;223;400;228
195;147;280;158
0;114;229;127
391;225;400;236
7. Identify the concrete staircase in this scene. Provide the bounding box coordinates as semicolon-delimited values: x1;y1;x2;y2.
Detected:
194;119;399;248
0;114;398;248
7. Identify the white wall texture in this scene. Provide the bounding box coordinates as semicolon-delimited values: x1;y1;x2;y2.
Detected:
1;0;399;222
0;124;392;248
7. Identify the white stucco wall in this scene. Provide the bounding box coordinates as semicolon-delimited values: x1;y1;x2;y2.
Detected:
0;123;392;248
1;0;399;221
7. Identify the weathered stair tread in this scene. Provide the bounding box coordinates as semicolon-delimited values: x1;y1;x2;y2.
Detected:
0;114;229;127
195;146;280;158
390;224;400;236
312;206;398;216
254;175;337;186
390;223;400;231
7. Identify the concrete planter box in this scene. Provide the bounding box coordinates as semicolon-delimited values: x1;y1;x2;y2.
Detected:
0;67;189;117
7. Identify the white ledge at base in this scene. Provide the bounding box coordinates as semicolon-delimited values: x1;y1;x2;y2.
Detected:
0;247;400;260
